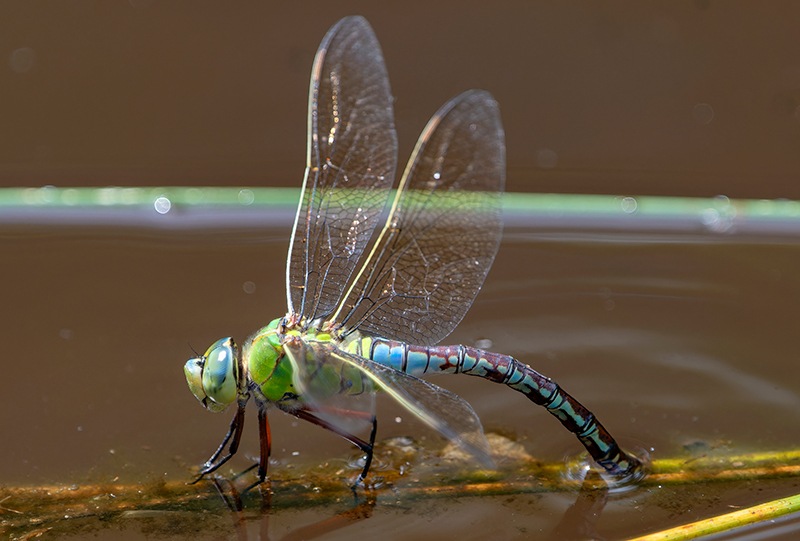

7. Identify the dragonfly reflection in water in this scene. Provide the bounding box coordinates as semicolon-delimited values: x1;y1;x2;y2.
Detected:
184;16;643;489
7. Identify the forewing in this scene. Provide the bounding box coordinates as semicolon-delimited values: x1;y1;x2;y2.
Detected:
332;90;505;345
286;16;398;320
284;337;493;466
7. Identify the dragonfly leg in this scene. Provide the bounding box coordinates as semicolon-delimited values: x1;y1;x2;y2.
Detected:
356;415;378;486
211;475;244;512
256;405;271;482
192;403;246;483
292;407;378;486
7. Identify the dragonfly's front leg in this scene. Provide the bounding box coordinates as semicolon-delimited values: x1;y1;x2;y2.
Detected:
292;407;378;486
192;402;247;483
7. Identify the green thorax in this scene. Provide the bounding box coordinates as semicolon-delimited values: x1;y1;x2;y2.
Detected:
244;317;370;405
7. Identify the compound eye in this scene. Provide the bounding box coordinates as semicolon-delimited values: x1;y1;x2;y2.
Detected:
201;338;239;410
184;356;207;404
184;338;239;413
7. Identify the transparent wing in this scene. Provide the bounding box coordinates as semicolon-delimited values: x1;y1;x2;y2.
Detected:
286;16;398;320
281;336;376;436
282;337;493;466
331;90;505;345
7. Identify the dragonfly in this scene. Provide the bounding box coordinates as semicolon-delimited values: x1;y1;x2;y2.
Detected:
184;15;642;489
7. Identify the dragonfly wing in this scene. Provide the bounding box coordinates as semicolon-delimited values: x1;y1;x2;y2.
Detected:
281;336;377;436
331;90;505;345
287;16;398;320
284;337;493;466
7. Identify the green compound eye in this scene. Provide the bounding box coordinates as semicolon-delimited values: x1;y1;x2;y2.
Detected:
184;356;206;404
183;337;239;413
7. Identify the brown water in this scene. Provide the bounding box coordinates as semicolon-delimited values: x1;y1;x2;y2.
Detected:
3;208;800;539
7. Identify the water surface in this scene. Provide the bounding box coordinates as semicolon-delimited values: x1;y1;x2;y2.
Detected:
3;206;799;539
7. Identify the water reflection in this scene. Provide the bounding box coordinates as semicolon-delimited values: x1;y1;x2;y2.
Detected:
208;470;618;541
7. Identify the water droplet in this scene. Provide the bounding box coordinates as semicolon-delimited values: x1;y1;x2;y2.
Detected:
474;338;493;349
620;196;638;214
242;281;256;294
37;185;57;204
9;47;36;73
693;102;715;125
536;148;558;169
238;189;254;205
394;416;402;424
701;195;735;233
153;196;171;214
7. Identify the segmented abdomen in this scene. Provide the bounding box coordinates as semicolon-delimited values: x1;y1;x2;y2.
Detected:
357;336;639;477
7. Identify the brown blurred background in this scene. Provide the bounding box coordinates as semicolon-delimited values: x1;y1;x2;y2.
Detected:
2;1;799;198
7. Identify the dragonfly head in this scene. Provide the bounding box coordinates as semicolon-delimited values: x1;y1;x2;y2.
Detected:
184;337;241;413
